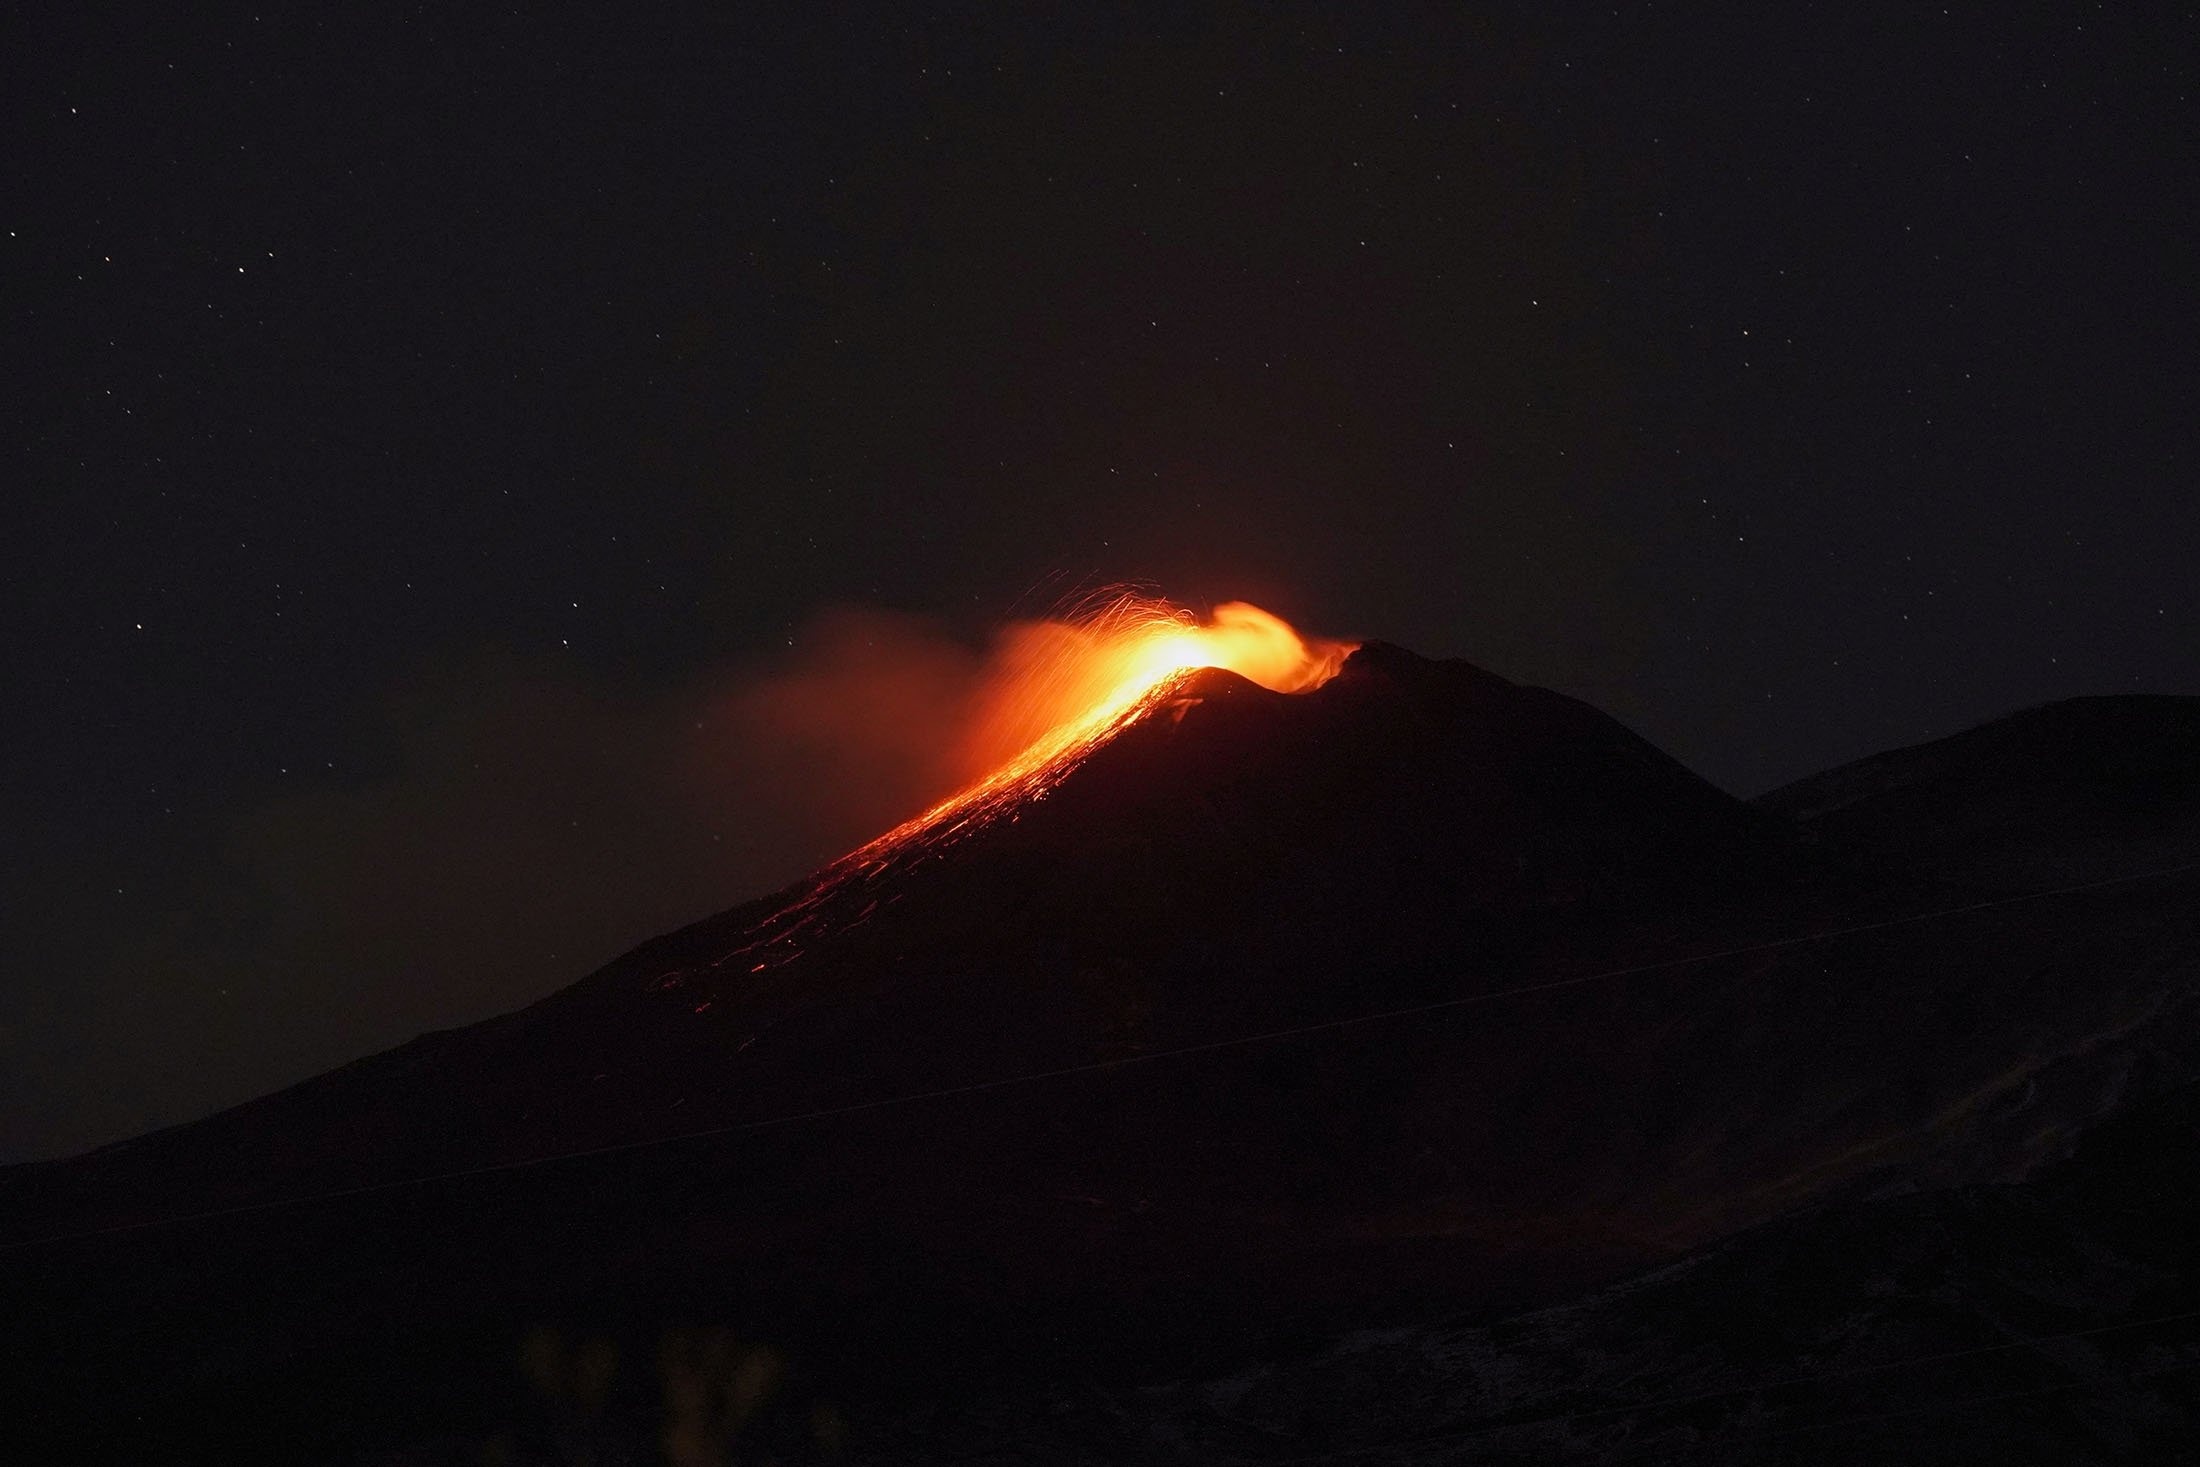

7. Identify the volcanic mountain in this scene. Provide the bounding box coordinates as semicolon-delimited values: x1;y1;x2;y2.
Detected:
1759;693;2200;889
9;647;2198;1461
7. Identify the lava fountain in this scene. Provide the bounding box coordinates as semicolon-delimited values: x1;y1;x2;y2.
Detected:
710;591;1353;975
883;591;1354;853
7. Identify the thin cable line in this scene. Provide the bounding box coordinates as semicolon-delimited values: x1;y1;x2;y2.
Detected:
8;857;2196;1253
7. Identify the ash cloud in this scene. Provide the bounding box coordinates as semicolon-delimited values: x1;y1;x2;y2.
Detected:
2;607;1026;1163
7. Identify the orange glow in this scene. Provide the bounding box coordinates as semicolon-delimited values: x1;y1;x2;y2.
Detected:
949;593;1351;795
707;592;1353;976
895;592;1353;850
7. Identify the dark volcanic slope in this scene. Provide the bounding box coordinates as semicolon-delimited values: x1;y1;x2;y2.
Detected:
6;645;1794;1233
1758;694;2200;890
855;1076;2200;1465
10;649;2198;1278
8;650;2200;1460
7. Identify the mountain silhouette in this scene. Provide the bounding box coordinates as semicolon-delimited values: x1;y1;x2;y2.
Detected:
1759;693;2200;890
9;649;2197;1461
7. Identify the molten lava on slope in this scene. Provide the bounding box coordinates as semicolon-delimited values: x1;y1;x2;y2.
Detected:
711;592;1354;974
878;594;1351;849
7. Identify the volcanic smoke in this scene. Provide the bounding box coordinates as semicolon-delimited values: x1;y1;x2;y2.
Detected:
714;592;1352;972
862;591;1353;853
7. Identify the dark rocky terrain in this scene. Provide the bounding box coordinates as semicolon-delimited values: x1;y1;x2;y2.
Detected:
7;650;2196;1462
853;1076;2200;1464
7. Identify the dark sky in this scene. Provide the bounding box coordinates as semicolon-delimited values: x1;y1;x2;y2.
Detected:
6;4;2194;1162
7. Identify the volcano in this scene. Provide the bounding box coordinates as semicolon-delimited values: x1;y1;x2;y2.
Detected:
9;645;2199;1462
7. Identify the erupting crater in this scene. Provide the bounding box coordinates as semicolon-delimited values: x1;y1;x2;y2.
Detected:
717;591;1354;973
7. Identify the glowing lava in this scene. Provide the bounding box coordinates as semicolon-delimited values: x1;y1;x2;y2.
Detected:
706;592;1352;977
884;592;1353;852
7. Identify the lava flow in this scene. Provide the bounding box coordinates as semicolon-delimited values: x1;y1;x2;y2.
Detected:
709;592;1353;976
878;592;1353;852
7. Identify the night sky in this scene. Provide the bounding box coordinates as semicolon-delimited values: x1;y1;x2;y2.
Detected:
7;5;2194;1162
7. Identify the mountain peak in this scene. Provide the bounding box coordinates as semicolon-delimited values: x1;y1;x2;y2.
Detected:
1339;637;1511;685
14;655;2200;1467
1758;692;2200;888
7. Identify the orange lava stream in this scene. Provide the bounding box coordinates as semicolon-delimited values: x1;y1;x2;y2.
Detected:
864;594;1350;854
706;592;1351;978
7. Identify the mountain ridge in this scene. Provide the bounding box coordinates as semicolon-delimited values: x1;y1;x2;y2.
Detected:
8;648;2199;1461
